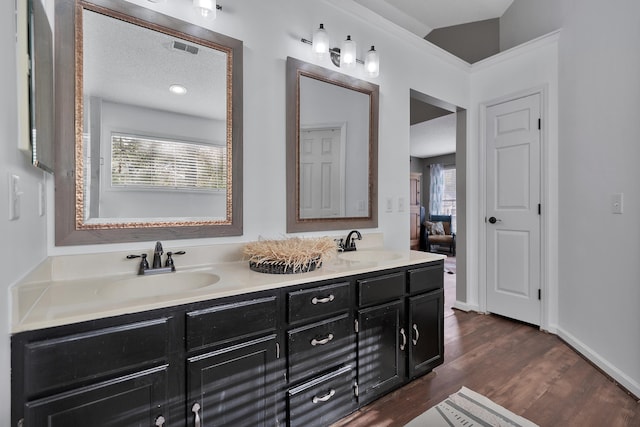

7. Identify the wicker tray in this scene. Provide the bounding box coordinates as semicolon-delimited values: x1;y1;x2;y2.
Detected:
249;258;321;274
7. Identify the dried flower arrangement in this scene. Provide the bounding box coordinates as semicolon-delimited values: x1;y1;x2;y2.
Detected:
244;236;337;274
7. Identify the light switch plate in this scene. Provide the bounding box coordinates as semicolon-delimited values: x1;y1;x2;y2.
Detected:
385;197;393;213
9;174;22;221
612;193;623;214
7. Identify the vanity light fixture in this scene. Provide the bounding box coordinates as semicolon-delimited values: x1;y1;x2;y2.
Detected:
169;84;187;95
364;46;380;77
193;0;222;19
301;24;379;76
311;24;329;59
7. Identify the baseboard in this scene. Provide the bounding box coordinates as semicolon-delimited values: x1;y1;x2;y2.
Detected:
557;327;640;400
453;301;479;312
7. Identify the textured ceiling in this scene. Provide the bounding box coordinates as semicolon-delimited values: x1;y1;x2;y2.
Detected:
83;9;227;121
353;0;514;37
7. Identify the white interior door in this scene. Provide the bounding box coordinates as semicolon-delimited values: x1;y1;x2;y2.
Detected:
486;93;541;326
299;127;344;218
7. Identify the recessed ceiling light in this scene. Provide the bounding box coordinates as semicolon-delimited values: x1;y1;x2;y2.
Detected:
169;84;187;95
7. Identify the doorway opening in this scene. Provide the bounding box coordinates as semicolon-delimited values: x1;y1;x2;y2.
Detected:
409;89;466;312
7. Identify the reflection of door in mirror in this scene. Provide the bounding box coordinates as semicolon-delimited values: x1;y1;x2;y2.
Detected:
299;76;369;218
81;8;229;225
299;127;345;218
410;172;422;250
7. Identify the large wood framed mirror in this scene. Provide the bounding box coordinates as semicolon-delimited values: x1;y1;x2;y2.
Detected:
286;57;378;233
55;0;243;245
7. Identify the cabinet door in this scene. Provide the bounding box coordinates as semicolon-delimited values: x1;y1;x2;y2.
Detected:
187;334;279;427
356;300;406;405
408;290;444;378
24;365;169;427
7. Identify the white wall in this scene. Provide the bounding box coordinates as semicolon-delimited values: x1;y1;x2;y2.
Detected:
2;0;470;422
500;0;563;51
0;0;50;422
556;0;640;397
46;0;470;257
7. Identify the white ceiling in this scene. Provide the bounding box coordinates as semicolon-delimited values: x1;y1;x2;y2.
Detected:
410;113;456;158
353;0;514;38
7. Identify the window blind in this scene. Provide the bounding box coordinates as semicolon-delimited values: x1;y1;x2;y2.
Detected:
111;134;226;191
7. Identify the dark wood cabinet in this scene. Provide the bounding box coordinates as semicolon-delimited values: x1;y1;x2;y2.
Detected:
187;334;279;427
356;300;406;405
408;290;444;378
24;365;169;427
12;260;444;426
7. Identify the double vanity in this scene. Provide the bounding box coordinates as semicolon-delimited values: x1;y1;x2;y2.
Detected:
11;240;445;426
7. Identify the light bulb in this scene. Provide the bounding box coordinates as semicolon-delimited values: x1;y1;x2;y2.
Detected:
340;35;356;69
312;24;329;59
193;0;216;19
365;46;379;77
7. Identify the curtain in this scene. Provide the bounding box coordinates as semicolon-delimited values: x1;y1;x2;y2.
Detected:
429;163;444;215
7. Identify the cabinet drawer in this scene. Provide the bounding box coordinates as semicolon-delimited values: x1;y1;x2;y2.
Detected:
288;313;355;383
288;281;350;323
23;318;169;398
408;262;444;294
358;272;405;306
186;296;277;352
288;365;356;427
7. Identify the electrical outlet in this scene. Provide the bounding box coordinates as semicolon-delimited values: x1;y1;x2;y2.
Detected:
398;197;405;212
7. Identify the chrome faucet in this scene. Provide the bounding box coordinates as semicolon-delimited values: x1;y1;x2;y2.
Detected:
341;230;362;252
152;241;163;269
127;241;185;275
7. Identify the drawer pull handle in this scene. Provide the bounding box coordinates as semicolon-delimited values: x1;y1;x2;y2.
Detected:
311;294;335;304
400;328;407;351
192;402;201;427
155;415;166;426
312;388;336;403
311;333;334;346
412;324;420;345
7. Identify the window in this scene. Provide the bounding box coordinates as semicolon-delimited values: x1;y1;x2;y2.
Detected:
442;167;456;232
111;134;226;191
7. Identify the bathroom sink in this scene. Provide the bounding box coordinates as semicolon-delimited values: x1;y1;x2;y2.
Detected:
98;271;220;300
338;250;401;263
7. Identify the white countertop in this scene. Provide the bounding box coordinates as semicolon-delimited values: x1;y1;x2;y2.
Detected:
11;244;445;334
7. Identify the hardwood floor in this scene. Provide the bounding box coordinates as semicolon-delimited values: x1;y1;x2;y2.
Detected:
333;259;640;426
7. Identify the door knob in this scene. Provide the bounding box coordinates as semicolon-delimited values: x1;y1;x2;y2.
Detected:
488;216;501;224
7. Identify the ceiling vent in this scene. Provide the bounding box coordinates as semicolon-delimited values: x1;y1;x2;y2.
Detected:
172;41;199;55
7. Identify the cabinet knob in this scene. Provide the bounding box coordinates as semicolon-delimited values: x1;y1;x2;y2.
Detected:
155;415;166;426
192;402;201;427
412;324;420;345
400;328;407;351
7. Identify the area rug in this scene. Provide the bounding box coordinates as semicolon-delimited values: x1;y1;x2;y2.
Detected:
404;387;539;427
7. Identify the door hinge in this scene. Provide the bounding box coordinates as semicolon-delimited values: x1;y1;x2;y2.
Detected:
354;381;359;397
538;118;541;130
538;289;542;300
538;204;541;215
354;319;359;333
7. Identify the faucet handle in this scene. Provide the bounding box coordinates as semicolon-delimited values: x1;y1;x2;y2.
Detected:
127;253;149;274
164;251;186;270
